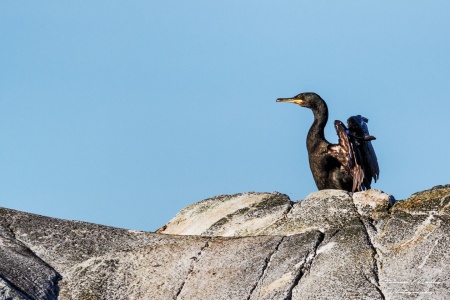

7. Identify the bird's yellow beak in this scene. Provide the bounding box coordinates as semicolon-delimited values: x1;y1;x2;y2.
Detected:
276;98;304;105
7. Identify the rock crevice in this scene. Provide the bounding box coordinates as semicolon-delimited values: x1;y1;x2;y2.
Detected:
246;236;285;300
175;239;211;299
0;274;30;300
285;231;325;300
355;214;385;299
350;192;390;299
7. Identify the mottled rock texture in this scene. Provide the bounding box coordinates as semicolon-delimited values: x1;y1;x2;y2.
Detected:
1;185;450;299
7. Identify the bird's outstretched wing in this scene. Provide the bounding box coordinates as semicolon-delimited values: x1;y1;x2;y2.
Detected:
330;116;379;191
346;115;379;189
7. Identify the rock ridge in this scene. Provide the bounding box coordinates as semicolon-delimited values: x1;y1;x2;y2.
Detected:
1;185;450;299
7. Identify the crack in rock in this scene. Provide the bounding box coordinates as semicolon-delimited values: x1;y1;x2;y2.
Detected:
175;239;210;299
285;231;325;300
1;219;62;300
246;236;286;300
3;222;62;285
284;201;294;217
0;274;32;300
352;201;386;300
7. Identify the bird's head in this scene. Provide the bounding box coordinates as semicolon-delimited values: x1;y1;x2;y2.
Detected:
276;92;324;109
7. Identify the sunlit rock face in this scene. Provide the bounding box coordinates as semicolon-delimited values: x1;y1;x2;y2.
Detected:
1;185;450;300
156;192;292;237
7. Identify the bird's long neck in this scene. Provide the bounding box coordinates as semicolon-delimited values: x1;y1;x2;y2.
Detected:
307;101;328;148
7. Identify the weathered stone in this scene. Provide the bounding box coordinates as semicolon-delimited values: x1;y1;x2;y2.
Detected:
1;185;450;300
261;190;361;235
373;185;450;299
0;224;60;300
353;189;396;218
178;235;282;300
292;226;383;300
157;192;291;236
0;277;29;300
248;231;324;300
60;235;210;300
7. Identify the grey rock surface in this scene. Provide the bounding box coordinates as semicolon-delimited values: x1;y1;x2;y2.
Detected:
0;220;60;300
157;192;291;236
1;185;450;299
0;277;29;300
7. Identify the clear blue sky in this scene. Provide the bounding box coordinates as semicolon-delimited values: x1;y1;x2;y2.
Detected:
1;2;449;231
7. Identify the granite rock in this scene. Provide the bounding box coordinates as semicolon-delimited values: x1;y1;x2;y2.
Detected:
1;185;450;299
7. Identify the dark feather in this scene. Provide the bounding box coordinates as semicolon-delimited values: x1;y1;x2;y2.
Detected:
330;117;379;192
331;120;364;192
346;115;380;190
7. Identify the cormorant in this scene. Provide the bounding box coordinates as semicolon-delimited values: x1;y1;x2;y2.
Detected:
276;92;379;192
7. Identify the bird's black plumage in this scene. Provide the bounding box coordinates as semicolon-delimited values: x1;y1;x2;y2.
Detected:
277;92;379;192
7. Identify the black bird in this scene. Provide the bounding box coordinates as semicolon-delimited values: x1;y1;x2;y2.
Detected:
277;92;379;192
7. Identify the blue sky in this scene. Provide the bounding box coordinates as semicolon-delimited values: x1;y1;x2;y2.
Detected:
1;2;449;231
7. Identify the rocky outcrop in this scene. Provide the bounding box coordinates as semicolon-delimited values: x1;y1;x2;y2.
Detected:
156;192;292;236
1;185;450;299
